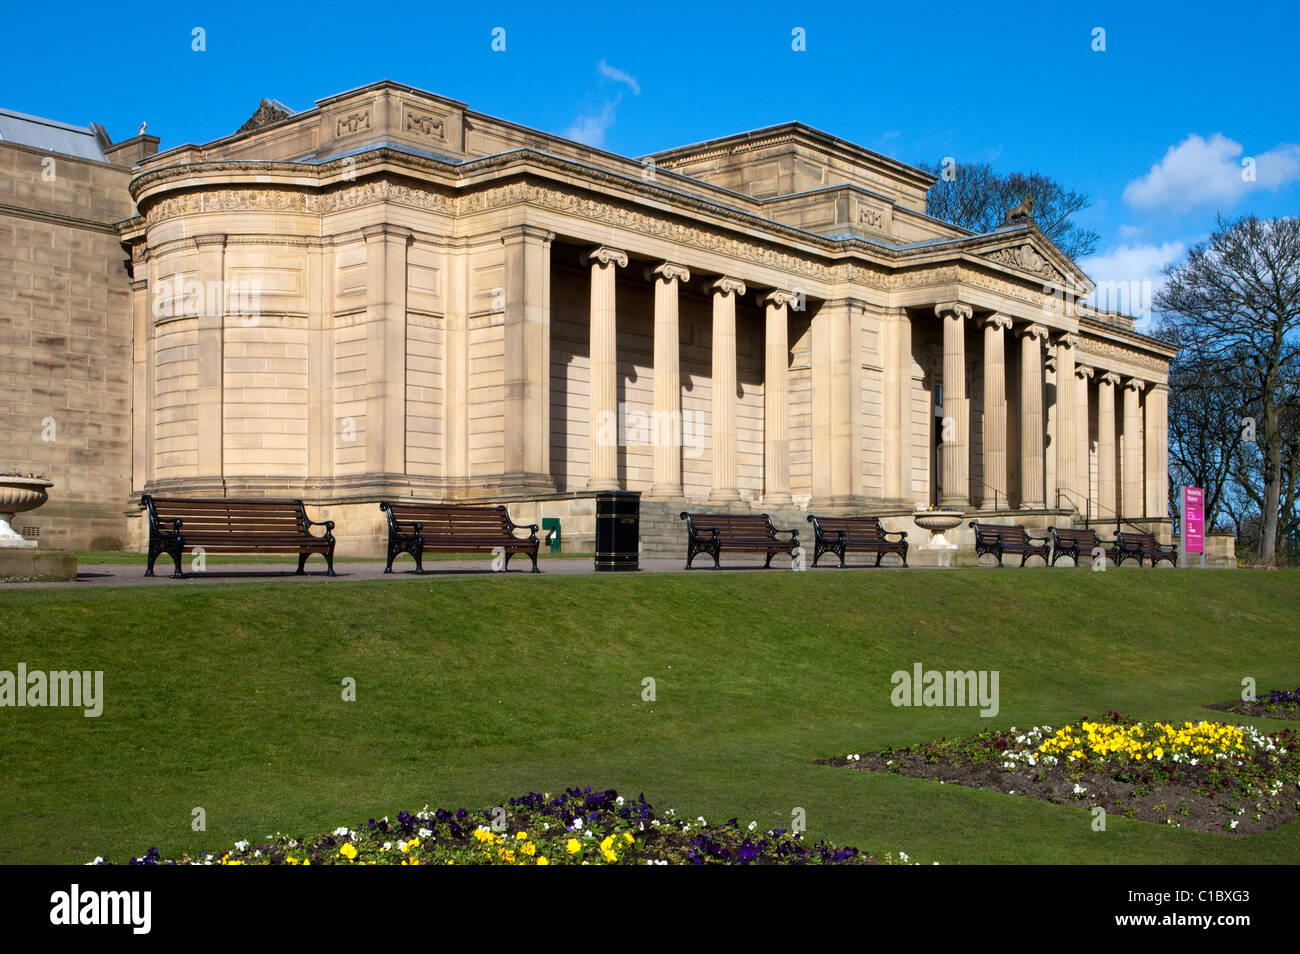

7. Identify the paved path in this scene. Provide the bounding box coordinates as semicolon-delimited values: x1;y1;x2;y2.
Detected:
3;554;921;590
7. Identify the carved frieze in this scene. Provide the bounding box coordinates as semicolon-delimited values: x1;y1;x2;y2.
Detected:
335;111;371;136
1077;337;1167;373
984;244;1065;284
405;111;445;140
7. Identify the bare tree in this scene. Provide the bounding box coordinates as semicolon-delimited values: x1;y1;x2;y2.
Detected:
918;160;1100;261
1156;215;1300;561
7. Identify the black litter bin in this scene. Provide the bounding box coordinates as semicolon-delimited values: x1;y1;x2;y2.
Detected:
595;491;640;571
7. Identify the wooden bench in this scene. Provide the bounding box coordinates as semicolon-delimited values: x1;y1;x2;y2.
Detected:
141;495;335;578
379;501;543;573
679;511;799;569
1113;531;1178;567
806;515;908;567
1049;527;1116;567
970;521;1051;567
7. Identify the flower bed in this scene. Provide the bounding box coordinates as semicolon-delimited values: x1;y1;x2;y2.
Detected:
90;787;909;865
1206;688;1300;721
825;712;1300;835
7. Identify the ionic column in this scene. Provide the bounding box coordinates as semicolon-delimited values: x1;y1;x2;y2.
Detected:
763;289;798;507
937;301;972;507
1122;378;1146;517
1145;384;1169;519
645;262;690;499
1097;372;1120;518
1018;323;1049;508
708;277;746;502
979;314;1011;509
585;245;627;492
1053;334;1078;513
1075;365;1094;516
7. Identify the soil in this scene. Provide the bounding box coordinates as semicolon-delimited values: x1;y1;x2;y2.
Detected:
821;749;1300;836
1205;699;1300;721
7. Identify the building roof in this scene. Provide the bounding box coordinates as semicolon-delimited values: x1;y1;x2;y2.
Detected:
0;107;110;162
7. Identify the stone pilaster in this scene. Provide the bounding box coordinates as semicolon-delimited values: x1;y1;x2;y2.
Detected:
194;233;225;481
442;249;470;488
1018;323;1049;508
708;277;746;503
979;313;1011;509
502;226;556;492
936;301;972;508
763;289;797;507
881;307;912;505
810;298;863;509
362;223;412;477
1145;384;1169;519
1122;377;1146;518
1097;372;1120;519
645;262;690;500
584;245;627;492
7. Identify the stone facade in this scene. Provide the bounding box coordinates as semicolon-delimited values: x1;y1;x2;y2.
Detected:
1;82;1177;556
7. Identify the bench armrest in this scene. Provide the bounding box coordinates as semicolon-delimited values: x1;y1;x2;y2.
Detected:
883;529;908;540
304;517;335;533
772;527;799;541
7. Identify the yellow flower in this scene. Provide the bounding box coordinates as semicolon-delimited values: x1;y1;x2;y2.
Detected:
516;831;529;840
339;843;358;860
623;833;634;844
537;856;549;865
566;839;581;854
522;842;536;856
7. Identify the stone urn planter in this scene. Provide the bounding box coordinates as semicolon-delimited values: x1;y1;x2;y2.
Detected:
912;508;964;551
0;476;53;549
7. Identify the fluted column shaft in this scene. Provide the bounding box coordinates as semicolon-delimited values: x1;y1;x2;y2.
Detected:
585;246;627;492
1075;366;1095;517
1145;384;1169;519
937;301;972;507
708;277;745;502
763;290;797;506
1097;372;1120;518
1054;334;1078;512
1018;324;1048;508
1122;378;1146;517
646;263;689;499
980;314;1011;509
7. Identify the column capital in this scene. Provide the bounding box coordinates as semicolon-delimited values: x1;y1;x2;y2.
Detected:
646;261;690;284
1075;364;1095;380
763;288;800;309
979;312;1013;331
935;301;973;321
1123;377;1147;393
1099;371;1122;387
499;224;555;245
361;223;413;243
710;276;747;297
584;245;628;268
1053;331;1081;350
1017;322;1050;342
1045;352;1059;374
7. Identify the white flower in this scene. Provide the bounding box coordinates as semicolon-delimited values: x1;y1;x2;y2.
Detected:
616;796;624;806
748;821;757;831
573;817;582;829
87;857;104;865
234;840;249;851
899;851;909;862
382;842;392;851
418;828;432;838
1072;783;1087;795
1229;820;1239;829
698;816;707;825
333;827;349;837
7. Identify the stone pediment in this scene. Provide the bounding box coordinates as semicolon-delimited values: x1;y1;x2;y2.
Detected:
981;242;1067;285
236;99;295;135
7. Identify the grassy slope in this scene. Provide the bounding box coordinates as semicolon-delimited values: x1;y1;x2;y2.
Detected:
0;569;1296;864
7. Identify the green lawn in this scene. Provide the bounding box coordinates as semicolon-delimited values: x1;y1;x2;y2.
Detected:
1;569;1297;864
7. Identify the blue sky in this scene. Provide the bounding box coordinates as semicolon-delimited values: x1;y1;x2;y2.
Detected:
3;0;1296;325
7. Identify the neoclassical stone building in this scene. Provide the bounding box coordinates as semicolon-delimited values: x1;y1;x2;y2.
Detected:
3;81;1175;554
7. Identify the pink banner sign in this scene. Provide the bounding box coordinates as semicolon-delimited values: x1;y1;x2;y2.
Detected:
1184;487;1204;554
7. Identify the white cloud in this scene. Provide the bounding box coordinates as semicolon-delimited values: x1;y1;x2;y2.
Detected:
1123;133;1300;213
563;101;619;147
597;60;640;95
1078;241;1187;329
1117;224;1143;239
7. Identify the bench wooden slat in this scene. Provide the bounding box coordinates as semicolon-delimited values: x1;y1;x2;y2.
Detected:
970;521;1051;567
